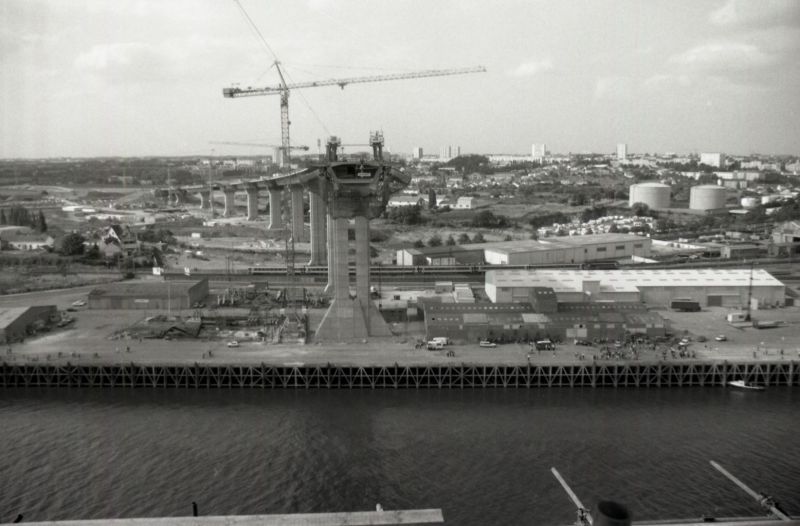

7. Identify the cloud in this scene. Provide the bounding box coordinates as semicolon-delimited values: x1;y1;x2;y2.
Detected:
507;58;554;77
710;0;800;28
593;76;633;100
74;37;254;84
642;74;691;89
669;42;776;74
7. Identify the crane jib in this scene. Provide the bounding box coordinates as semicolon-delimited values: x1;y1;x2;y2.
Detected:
222;65;486;98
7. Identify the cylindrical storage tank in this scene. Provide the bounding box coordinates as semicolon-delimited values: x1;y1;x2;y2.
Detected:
629;182;670;210
689;185;726;210
741;196;759;209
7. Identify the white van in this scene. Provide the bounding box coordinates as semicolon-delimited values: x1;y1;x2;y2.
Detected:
426;341;444;351
431;337;450;346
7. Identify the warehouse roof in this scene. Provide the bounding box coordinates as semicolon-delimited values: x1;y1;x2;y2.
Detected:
483;234;649;255
89;279;205;299
0;307;31;329
486;268;784;289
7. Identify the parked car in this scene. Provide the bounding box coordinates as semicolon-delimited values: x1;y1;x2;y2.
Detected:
696;335;707;343
574;339;592;346
479;340;496;348
427;341;444;351
715;335;727;342
227;340;240;348
71;299;86;307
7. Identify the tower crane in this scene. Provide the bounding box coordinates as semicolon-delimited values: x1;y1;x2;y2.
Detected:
222;64;486;168
208;141;310;167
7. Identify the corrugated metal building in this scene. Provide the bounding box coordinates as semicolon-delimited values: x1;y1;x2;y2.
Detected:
0;306;59;343
486;269;785;308
88;279;209;310
484;234;651;265
397;234;651;266
423;301;665;343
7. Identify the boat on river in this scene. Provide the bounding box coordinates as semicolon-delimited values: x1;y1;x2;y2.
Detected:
728;380;765;391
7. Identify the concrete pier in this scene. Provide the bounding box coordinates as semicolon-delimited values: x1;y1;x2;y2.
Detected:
222;188;236;217
308;190;327;266
268;187;282;230
199;190;211;209
290;185;305;242
245;186;259;221
2;361;796;389
325;213;334;292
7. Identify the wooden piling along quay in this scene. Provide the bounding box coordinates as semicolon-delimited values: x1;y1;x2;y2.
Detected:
0;361;797;389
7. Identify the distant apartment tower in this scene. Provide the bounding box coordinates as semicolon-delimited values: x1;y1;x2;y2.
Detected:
531;143;546;161
700;152;725;168
412;147;424;160
617;143;628;161
439;145;461;160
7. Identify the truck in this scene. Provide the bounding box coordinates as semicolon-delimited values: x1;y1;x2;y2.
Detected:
670;299;701;312
753;320;780;329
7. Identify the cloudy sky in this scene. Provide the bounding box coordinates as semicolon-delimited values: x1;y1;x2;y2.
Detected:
1;0;799;158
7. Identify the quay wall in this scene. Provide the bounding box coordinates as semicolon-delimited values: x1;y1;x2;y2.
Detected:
0;361;797;389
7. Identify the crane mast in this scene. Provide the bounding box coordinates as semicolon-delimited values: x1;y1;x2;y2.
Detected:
223;64;486;168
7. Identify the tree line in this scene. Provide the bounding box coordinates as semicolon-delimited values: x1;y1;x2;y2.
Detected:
0;206;48;232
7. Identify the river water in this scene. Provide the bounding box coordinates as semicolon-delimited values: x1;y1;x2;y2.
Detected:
0;388;797;525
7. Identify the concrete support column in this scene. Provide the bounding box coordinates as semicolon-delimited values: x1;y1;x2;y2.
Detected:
290;186;305;242
332;217;350;302
268;188;283;230
199;190;211;209
222;189;236;217
354;215;370;332
325;212;334;293
354;215;370;302
308;192;327;266
246;187;259;221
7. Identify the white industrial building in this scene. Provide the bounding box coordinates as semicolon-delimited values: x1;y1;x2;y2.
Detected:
485;268;785;308
700;152;726;168
629;182;671;210
483;234;650;265
397;234;650;267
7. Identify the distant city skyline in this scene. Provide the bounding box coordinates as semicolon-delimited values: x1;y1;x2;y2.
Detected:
2;0;800;159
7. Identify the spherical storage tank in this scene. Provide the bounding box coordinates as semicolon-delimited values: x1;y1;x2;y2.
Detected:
629;182;670;210
689;185;726;210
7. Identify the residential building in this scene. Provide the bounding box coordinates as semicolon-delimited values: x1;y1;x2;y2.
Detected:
531;143;546;161
455;196;474;209
1;231;54;251
700;152;725;168
616;143;628;161
386;195;426;208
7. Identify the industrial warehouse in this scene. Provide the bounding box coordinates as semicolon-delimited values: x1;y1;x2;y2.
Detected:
88;279;209;310
485;268;786;308
0;306;59;344
396;233;651;266
423;301;666;343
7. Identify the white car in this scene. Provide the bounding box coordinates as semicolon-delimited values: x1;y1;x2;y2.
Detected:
71;299;86;307
226;341;240;348
715;335;727;342
479;340;496;348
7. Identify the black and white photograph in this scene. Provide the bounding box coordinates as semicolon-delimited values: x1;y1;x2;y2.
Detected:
1;1;799;524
